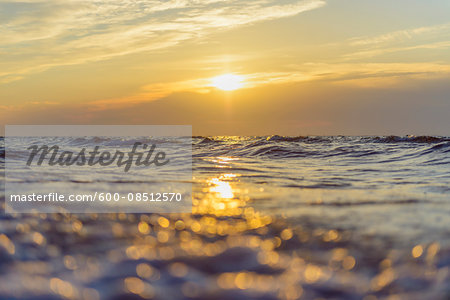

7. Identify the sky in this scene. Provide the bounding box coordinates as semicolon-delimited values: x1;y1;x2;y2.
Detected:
1;0;449;136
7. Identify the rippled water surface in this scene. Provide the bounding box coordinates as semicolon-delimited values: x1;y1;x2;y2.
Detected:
193;136;450;246
0;136;449;299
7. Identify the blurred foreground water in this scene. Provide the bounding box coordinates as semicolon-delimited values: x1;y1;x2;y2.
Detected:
0;136;449;299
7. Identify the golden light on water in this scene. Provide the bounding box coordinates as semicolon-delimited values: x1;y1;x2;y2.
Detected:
0;234;15;255
1;149;445;299
210;74;244;91
412;245;423;258
1;180;445;299
209;178;234;199
207;172;238;200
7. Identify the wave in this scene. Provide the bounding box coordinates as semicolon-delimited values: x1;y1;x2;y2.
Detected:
241;135;450;144
194;136;222;145
304;198;427;206
195;144;449;161
284;182;353;189
367;135;449;144
266;135;307;142
2;136;449;163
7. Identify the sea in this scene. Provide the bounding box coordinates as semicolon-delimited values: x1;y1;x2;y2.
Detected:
0;135;449;299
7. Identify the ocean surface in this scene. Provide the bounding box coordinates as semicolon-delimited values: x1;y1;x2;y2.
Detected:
193;136;450;246
1;135;449;299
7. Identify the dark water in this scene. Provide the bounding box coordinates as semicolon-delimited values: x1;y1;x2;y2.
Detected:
0;136;449;299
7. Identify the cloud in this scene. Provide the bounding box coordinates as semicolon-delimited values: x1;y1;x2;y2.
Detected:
0;0;325;83
349;23;450;46
2;76;450;136
344;22;450;60
84;61;450;110
343;41;450;61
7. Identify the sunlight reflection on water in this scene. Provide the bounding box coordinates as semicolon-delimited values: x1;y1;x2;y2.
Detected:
0;136;449;299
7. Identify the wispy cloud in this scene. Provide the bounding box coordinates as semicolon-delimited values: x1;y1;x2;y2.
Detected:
344;22;450;60
0;0;325;83
344;41;450;61
349;23;450;46
84;61;450;110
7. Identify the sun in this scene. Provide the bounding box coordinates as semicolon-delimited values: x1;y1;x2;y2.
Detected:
210;74;244;91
